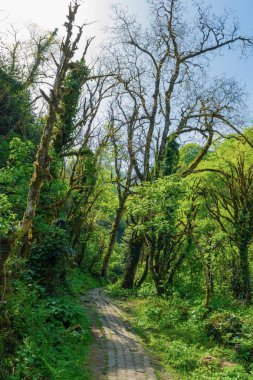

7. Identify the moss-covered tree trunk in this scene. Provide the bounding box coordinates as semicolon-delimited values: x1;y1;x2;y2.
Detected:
20;2;83;237
121;232;144;289
135;254;149;288
0;2;84;290
231;256;241;299
101;202;125;278
239;242;251;302
0;237;13;295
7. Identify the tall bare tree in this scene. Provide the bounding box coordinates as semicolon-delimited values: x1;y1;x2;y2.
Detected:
0;1;89;278
101;106;133;277
105;0;252;288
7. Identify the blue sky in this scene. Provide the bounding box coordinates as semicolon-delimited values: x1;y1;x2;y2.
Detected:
1;0;252;121
209;1;253;119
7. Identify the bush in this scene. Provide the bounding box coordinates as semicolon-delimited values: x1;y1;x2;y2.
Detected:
159;339;200;372
2;278;92;380
205;312;242;344
137;282;157;298
0;194;16;237
30;222;72;294
44;297;86;328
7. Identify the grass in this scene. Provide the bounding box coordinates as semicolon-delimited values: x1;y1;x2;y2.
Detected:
3;266;253;380
106;281;253;380
0;269;101;380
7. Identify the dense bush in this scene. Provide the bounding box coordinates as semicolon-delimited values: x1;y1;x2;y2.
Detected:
0;68;33;138
0;277;92;380
205;312;242;344
29;222;73;294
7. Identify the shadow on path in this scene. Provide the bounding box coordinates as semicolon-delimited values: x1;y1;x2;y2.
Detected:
89;288;157;380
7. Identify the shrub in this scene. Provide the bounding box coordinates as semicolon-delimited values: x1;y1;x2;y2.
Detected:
160;339;200;372
205;312;242;344
29;222;71;294
3;279;91;380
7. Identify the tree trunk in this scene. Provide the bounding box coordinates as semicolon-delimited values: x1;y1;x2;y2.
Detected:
20;231;33;259
0;3;85;296
193;238;212;311
239;243;251;302
231;256;241;299
135;254;149;288
121;232;144;289
166;253;186;289
101;203;125;277
76;240;88;267
0;237;13;299
148;234;164;295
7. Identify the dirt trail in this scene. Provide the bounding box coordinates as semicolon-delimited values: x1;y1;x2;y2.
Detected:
87;288;157;380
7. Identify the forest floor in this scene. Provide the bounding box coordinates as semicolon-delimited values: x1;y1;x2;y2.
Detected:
83;289;170;380
103;286;253;379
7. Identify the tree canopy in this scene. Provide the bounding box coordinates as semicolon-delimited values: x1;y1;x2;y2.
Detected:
1;1;253;379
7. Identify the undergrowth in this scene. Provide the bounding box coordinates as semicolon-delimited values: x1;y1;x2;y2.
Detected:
107;281;253;380
0;270;98;380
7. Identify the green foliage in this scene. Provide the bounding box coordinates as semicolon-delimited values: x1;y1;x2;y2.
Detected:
68;268;102;294
107;282;253;379
107;243;126;278
55;60;89;153
106;281;137;299
0;68;34;137
205;312;242;344
1;279;92;380
1;9;253;379
127;175;184;235
0;194;16;237
190;364;253;380
136;281;157;298
71;148;98;199
0;137;34;216
158;339;200;372
179;143;202;167
160;133;180;176
29;223;72;294
7;137;35;163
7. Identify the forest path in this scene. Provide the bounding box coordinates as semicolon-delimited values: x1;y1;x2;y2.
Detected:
89;288;157;380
